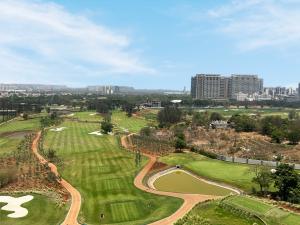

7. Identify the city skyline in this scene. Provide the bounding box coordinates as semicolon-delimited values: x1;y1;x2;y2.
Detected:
0;0;300;89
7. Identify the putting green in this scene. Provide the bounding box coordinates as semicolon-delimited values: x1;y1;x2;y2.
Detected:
153;170;233;196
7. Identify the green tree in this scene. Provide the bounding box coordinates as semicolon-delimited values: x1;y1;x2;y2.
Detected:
252;165;273;195
101;120;113;134
288;110;299;120
271;128;285;144
287;130;300;145
260;116;288;136
209;112;224;121
229;114;257;132
157;106;182;127
273;164;300;202
175;137;186;152
22;113;29;120
140;126;152;137
192;111;210;127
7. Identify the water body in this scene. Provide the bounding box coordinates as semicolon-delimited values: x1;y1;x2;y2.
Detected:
153;170;234;196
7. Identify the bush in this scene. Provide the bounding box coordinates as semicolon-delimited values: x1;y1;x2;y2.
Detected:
191;146;218;159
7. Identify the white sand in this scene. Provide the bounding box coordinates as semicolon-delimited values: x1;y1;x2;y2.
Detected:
89;113;96;116
67;113;74;117
0;195;34;218
89;131;103;136
120;127;129;132
50;127;67;132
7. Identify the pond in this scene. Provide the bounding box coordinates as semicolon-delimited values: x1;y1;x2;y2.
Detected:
153;170;234;196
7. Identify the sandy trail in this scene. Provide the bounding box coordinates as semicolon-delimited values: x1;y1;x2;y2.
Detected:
32;132;81;225
121;135;221;225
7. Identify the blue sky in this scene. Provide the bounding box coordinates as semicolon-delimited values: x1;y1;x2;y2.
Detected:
0;0;300;89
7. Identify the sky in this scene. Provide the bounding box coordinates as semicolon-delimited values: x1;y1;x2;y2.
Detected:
0;0;300;89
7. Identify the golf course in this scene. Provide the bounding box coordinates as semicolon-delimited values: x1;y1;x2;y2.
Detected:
43;112;182;225
1;110;300;225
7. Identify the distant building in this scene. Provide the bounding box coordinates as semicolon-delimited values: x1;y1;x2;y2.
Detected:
210;120;228;129
141;100;161;108
229;75;263;98
191;74;263;100
298;83;300;98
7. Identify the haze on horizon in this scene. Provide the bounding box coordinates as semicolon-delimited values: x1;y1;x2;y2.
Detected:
0;0;300;89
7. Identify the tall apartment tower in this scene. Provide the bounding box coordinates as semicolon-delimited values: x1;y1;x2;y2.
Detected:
298;83;300;98
191;74;229;100
191;74;263;100
229;75;263;98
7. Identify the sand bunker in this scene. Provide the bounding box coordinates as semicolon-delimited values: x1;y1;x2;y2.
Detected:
67;113;74;117
0;195;34;218
50;127;67;132
89;131;103;136
89;113;96;116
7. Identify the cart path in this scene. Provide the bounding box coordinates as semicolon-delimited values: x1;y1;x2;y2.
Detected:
32;131;81;225
121;135;221;225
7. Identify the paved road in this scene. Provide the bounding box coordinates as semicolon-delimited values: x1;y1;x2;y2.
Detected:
121;135;221;225
32;132;81;225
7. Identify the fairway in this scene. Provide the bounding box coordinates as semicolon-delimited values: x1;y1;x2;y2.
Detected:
72;111;102;122
159;152;256;191
153;170;233;196
112;110;148;133
0;193;67;225
44;119;182;225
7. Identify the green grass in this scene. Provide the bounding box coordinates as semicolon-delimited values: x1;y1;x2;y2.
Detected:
225;195;272;214
0;193;67;225
112;110;148;133
177;200;263;225
224;196;300;225
0;137;21;155
159;152;256;192
44;120;182;225
0;117;41;155
0;117;40;134
72;111;102;122
154;170;232;196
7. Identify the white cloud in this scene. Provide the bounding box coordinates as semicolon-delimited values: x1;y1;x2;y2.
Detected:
208;0;300;50
0;0;154;85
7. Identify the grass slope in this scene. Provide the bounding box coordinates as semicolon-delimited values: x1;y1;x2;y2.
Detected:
159;152;256;191
224;196;300;225
0;193;67;225
177;200;263;225
45;120;182;225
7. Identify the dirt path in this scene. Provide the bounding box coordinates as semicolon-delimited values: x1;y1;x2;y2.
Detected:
32;131;81;225
121;135;221;225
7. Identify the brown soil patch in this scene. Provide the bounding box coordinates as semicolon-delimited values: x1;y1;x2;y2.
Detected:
149;161;168;172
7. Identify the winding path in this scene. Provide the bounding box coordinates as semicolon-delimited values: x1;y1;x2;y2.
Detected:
121;135;222;225
32;132;81;225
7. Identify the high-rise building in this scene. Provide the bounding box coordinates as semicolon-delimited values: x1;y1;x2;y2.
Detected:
229;75;263;98
298;83;300;98
191;74;223;99
191;74;263;100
